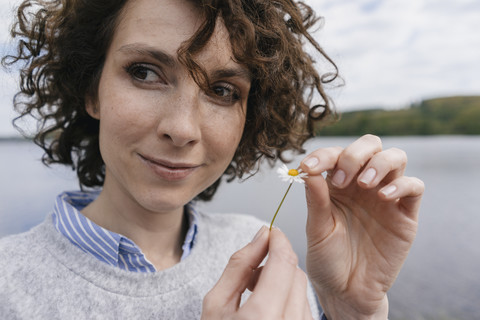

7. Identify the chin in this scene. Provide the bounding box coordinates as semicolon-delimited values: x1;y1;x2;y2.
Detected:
136;191;195;214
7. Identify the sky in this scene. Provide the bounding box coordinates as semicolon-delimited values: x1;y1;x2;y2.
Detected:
0;0;479;136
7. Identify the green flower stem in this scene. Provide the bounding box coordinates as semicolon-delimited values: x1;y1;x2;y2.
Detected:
269;182;293;230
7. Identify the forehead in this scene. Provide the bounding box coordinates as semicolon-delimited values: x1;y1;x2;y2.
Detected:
112;0;235;67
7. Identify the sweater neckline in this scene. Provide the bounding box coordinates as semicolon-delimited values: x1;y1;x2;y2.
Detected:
37;213;211;297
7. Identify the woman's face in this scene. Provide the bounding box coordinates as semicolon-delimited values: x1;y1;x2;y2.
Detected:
87;0;250;214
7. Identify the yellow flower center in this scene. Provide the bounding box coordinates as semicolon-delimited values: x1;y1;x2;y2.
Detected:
288;169;299;176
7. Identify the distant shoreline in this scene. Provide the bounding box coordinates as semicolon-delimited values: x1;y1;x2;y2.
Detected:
317;95;480;136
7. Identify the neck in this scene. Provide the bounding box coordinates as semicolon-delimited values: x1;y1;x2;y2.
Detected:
81;180;188;271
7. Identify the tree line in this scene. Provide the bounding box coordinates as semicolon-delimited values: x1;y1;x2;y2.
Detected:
316;96;480;136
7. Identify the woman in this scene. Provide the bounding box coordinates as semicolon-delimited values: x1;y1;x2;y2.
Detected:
0;0;424;319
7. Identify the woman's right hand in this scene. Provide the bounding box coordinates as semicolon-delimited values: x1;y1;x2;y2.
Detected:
201;226;314;320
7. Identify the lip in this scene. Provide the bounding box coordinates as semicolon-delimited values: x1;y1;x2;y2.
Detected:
138;154;201;181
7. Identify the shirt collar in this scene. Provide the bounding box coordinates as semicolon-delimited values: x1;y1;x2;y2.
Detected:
52;190;199;273
181;202;198;260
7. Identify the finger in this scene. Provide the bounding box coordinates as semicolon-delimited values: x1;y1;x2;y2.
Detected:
300;147;342;239
330;134;383;188
204;226;269;312
357;147;408;188
304;173;335;242
379;176;425;217
284;269;310;320
300;146;343;176
244;228;298;316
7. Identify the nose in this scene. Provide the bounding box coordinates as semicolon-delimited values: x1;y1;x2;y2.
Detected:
156;89;202;148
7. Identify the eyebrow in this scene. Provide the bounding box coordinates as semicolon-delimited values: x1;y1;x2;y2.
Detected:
117;43;176;68
211;68;251;83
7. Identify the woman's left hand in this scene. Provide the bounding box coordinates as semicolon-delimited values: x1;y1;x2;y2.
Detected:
299;134;424;320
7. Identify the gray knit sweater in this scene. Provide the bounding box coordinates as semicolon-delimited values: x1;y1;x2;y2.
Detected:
0;212;320;319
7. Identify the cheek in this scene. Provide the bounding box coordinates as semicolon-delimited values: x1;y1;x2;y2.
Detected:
97;99;152;161
206;112;245;159
99;108;135;145
99;89;152;135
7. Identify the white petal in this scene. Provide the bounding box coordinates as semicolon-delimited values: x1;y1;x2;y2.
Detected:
291;176;302;183
278;171;288;178
277;164;288;175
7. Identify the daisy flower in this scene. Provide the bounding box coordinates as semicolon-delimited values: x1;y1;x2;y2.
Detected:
270;164;308;230
276;164;308;184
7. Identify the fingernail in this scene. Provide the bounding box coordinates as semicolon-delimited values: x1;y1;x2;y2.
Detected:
251;226;267;243
359;168;376;185
381;185;397;197
332;169;346;187
303;156;319;169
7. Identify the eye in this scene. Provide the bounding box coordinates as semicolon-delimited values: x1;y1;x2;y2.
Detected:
125;63;165;84
211;83;241;105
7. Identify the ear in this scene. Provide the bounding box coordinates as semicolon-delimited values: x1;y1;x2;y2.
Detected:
85;96;100;120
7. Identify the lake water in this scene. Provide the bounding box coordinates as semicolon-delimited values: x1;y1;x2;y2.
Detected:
1;136;479;320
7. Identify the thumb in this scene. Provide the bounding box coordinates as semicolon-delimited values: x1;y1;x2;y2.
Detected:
203;226;269;313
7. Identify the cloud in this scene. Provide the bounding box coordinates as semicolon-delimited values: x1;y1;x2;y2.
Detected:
309;0;480;110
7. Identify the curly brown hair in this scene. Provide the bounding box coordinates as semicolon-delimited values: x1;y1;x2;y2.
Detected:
3;0;338;200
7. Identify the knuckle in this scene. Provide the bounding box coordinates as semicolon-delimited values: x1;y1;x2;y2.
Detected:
390;147;408;162
312;147;342;168
412;177;425;194
326;146;343;161
339;149;357;165
378;148;407;169
362;133;382;146
202;291;216;314
228;250;248;267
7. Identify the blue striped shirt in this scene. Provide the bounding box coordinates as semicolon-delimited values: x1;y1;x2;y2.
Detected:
52;191;198;273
